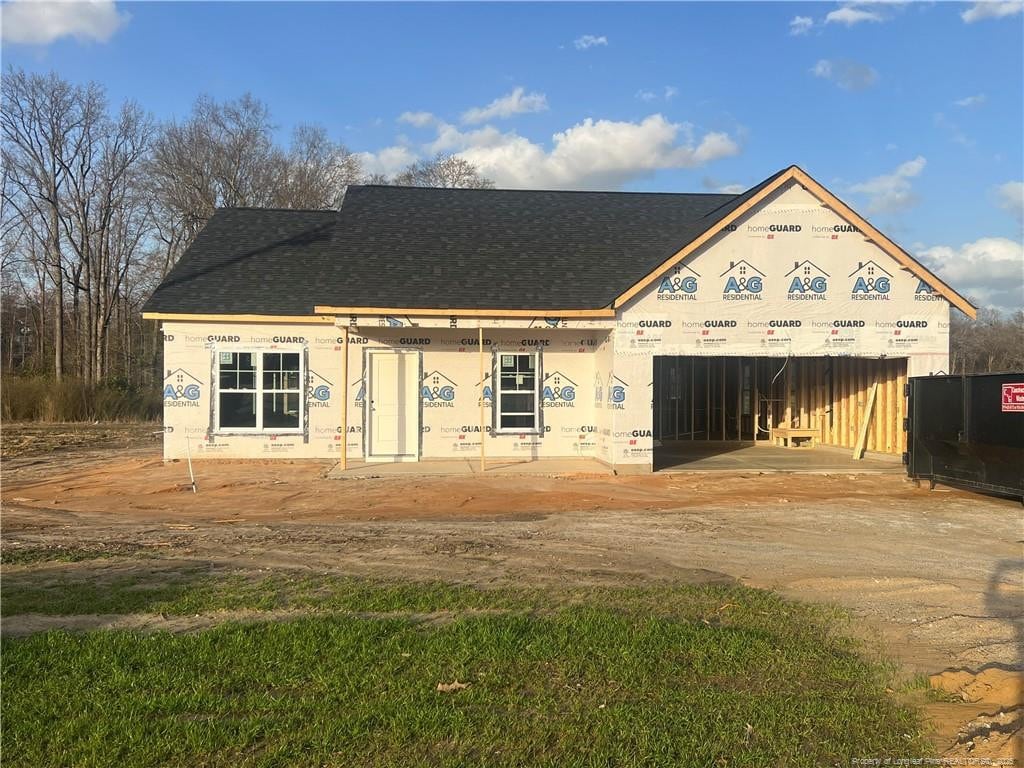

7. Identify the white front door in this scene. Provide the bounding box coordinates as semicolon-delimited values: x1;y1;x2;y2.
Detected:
367;350;420;461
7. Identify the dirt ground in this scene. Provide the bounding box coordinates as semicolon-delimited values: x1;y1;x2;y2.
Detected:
1;424;1021;759
0;421;159;461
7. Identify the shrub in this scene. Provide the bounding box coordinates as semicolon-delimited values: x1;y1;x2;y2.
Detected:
1;376;161;422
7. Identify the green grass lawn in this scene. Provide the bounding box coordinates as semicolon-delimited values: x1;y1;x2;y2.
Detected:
1;571;931;767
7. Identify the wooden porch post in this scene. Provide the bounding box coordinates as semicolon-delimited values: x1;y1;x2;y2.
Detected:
479;325;486;473
340;325;349;470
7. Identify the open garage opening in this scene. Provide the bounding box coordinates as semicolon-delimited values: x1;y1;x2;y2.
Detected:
651;355;908;471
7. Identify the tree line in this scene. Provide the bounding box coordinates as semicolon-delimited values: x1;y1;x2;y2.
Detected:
1;67;493;389
948;308;1024;375
1;66;1021;401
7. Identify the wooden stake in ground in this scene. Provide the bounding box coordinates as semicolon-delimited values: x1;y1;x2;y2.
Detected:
185;435;196;493
853;381;878;460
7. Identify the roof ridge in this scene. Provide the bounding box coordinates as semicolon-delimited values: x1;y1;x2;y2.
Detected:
215;206;339;213
694;167;794;220
349;184;739;198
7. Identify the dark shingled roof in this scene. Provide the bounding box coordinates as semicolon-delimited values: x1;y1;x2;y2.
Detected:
142;209;339;316
144;169;792;315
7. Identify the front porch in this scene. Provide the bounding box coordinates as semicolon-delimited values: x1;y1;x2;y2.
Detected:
328;457;613;479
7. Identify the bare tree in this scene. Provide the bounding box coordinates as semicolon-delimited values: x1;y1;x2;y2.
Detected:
146;93;281;251
85;101;154;380
277;124;361;209
148;94;362;272
950;307;1024;374
52;78;108;383
391;153;494;189
3;68;155;384
1;68;89;379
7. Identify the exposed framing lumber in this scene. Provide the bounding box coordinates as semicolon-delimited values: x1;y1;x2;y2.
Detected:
721;358;726;441
881;362;888;451
784;359;792;429
848;359;858;448
143;313;335;324
814;358;823;443
860;361;867;449
839;358;849;448
657;354;905;456
736;357;742;441
853;382;879;460
885;361;897;453
690;357;695;441
705;360;710;441
314;306;615;318
824;361;832;445
800;359;809;429
752;357;759;442
873;362;882;452
855;360;865;449
896;363;908;455
880;361;889;453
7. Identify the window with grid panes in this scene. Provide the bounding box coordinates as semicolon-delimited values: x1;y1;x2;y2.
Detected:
495;352;539;431
217;351;302;432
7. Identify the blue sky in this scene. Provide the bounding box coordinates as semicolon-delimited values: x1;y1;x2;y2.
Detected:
3;0;1023;310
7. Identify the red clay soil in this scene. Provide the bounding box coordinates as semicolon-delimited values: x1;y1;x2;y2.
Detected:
2;453;957;524
2;437;1021;761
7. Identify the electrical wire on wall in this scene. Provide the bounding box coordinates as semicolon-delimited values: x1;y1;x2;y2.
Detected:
756;356;790;436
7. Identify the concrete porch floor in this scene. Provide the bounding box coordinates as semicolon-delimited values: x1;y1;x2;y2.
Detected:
328;457;613;479
654;440;903;473
327;443;903;478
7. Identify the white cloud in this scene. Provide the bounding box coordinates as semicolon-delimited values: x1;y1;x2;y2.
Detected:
398;111;437;128
789;15;814;35
996;180;1024;223
954;94;987;108
636;86;678;102
367;114;740;190
702;176;746;194
461;87;548;125
356;145;418;179
426;122;504;156
917;238;1024;312
825;5;884;25
1;0;128;45
574;34;607;50
811;58;879;90
961;1;1023;23
465;116;740;189
849;156;927;214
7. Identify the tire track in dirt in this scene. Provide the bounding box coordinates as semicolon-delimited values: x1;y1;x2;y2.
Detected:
2;445;1021;759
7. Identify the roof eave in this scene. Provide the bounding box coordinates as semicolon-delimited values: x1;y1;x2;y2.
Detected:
312;306;616;318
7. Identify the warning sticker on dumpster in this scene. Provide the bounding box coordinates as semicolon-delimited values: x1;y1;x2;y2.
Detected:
1001;383;1024;412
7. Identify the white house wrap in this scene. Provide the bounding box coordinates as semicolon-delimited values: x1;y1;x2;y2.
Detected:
145;167;973;471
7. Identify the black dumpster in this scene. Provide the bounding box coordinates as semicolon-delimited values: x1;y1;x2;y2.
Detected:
906;372;1024;501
